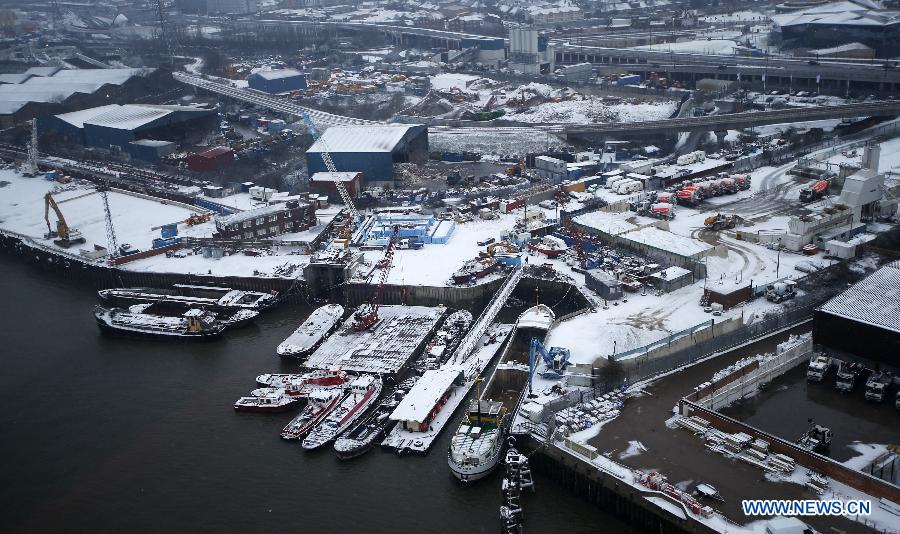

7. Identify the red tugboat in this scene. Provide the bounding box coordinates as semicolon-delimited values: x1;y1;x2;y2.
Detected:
256;369;347;389
527;235;568;258
452;257;500;285
280;389;345;440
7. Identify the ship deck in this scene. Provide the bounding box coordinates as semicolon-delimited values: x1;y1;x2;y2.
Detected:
303;306;445;375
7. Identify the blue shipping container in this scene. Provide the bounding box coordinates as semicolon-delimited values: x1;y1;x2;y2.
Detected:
160;224;178;238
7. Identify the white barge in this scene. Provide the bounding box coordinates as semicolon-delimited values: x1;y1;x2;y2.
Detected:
276;304;344;358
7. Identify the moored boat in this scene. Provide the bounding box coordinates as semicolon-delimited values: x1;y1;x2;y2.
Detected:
280;389;345;439
302;374;382;451
451;257;499;285
256;369;348;389
448;399;508;482
98;284;278;312
234;390;303;413
333;378;415;460
276;304;344;358
418;309;474;371
516;304;555;332
94;306;226;339
527;235;567;258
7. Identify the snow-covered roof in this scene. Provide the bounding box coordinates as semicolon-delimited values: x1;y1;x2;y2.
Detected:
55;104;211;131
0;73;33;84
310;171;361;182
818;260;900;334
650;266;692;280
810;42;873;55
773;0;900;28
307;125;421;153
390;368;462;424
216;202;307;227
250;68;305;81
621;227;713;258
0;68;152;115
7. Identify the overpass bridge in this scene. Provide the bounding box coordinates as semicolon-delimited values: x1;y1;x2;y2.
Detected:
222;19;900;93
174;73;900;139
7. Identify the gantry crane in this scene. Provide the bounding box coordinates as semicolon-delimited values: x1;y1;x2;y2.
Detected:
44;192;85;247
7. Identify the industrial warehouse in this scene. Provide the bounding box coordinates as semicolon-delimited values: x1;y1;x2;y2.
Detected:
42;104;217;160
1;1;900;533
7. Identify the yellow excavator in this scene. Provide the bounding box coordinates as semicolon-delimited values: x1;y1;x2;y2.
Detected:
44;192;85;247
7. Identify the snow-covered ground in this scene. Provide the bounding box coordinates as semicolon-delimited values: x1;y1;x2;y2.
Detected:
0;170;213;253
429;73;480;91
503;99;676;125
632;39;740;55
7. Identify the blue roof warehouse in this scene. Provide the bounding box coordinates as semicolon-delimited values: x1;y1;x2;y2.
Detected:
41;104;217;161
247;69;308;93
305;124;428;185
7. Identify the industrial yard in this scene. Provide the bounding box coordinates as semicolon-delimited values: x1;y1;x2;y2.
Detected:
2;0;900;533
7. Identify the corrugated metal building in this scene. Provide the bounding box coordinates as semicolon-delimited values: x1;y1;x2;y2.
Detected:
309;171;363;199
0;67;161;127
247;69;308;94
187;146;234;171
43;103;216;160
813;260;900;365
305;125;428;184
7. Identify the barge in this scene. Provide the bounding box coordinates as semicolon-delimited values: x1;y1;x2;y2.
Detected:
276;304;344;358
98;284;278;312
302;374;382;451
94;306;227;340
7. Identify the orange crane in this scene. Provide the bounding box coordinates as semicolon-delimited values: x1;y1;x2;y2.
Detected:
352;225;399;331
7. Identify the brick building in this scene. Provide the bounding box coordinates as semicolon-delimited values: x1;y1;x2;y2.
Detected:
214;200;317;240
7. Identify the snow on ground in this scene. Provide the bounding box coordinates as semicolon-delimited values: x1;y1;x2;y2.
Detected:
842;443;889;471
125;249;310;277
429;128;567;155
619;440;648;459
503;98;676;125
0;170;212;253
429;73;480;91
366;214;517;286
632;39;740;55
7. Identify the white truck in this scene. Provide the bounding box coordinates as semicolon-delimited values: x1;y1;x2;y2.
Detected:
806;353;831;382
864;372;893;402
615;180;643;195
765;280;797;303
606;175;629;190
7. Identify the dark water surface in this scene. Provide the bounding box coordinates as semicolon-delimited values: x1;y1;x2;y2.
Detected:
0;255;636;534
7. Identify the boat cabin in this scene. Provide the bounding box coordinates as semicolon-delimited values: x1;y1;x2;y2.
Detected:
465;399;505;430
183;309;215;332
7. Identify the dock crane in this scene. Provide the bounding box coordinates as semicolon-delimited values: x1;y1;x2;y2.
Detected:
352;224;399;331
299;112;361;227
44;192;86;247
528;337;571;393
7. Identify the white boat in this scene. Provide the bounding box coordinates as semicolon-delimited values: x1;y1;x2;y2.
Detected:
302;374;382;451
276;304;344;358
98;284;278;311
234;390;302;413
95;306;226;339
448;399;508;482
280;389;345;440
516;304;555;332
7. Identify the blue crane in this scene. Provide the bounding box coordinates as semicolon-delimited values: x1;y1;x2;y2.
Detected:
529;337;571;393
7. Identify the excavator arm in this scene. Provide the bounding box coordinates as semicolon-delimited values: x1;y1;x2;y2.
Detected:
44;192;69;239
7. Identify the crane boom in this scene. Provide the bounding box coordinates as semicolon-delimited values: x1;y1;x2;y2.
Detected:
44;192;70;239
300;112;361;222
353;225;399;331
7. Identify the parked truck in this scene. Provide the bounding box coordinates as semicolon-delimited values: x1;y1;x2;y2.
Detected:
835;362;868;393
765;280;797;303
676;187;702;206
799;179;830;203
616;180;643;194
731;174;752;190
704;213;738;230
806;353;832;382
864;371;893;402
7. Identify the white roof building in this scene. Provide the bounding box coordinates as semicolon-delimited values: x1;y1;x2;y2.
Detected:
390;368;463;430
308;125;420;153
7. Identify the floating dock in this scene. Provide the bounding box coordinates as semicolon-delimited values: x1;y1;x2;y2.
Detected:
304;305;445;375
382;323;513;454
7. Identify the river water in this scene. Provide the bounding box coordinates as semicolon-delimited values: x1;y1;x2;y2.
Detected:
0;255;637;534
